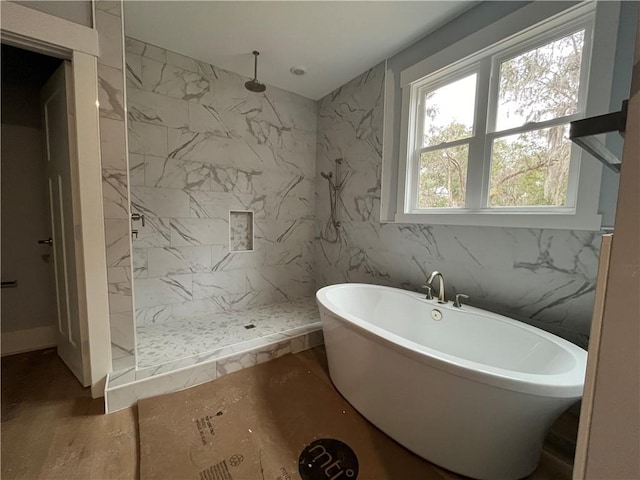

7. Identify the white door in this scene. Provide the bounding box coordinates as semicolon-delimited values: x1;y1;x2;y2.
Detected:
40;61;89;386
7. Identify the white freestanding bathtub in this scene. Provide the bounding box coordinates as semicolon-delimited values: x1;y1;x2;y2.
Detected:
316;283;587;480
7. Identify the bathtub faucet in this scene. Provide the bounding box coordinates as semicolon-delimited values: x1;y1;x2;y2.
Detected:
425;271;446;304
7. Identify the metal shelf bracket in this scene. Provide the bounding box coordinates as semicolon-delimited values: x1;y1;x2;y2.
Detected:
569;100;628;173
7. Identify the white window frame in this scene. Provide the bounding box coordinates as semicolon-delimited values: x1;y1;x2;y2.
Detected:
408;66;481;211
392;1;620;230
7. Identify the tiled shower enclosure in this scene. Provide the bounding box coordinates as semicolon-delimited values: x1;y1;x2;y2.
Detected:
126;38;317;329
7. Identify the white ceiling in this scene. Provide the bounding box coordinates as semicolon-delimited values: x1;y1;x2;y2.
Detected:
123;1;476;100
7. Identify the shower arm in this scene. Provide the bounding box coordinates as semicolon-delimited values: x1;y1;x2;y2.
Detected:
252;50;259;81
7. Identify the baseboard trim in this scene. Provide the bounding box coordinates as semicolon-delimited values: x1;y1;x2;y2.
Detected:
1;326;57;356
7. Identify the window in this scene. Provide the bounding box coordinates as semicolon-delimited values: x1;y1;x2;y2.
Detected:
417;72;476;209
390;1;620;230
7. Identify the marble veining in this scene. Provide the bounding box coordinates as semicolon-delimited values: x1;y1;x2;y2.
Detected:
98;64;125;121
126;37;317;322
100;12;621;411
315;62;602;349
104;296;322;411
102;168;130;218
136;296;319;368
97;0;136;370
119;33;601;409
104;320;323;413
99;117;128;171
105;320;323;411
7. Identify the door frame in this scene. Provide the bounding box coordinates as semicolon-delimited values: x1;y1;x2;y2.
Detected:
1;1;112;398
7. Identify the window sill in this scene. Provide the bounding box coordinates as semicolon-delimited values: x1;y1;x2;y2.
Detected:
393;211;602;230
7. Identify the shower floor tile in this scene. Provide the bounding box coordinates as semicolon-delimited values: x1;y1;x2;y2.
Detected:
136;296;320;369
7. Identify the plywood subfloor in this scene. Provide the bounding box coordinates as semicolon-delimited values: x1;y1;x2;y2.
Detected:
138;347;464;480
1;348;138;480
2;346;572;480
138;347;572;480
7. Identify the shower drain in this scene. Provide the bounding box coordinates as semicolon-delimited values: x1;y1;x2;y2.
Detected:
244;324;256;329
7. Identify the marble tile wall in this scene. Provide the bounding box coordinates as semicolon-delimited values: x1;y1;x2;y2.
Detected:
229;211;254;252
315;63;602;349
96;0;136;370
125;38;317;328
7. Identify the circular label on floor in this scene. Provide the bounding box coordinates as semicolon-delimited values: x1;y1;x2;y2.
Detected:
298;438;359;480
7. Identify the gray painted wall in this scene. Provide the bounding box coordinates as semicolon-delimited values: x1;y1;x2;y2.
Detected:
14;1;93;27
1;121;57;333
599;0;640;227
1;47;62;334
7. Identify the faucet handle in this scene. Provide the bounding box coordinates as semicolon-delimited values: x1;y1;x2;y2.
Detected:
454;293;469;308
421;284;434;300
131;212;145;227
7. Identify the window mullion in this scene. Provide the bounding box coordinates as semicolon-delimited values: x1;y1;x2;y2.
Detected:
466;58;492;210
487;113;583;141
418;137;472;154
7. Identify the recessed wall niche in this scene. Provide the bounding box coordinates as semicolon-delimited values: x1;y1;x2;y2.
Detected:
229;211;254;252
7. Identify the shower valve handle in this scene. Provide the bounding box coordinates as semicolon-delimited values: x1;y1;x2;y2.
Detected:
131;213;145;227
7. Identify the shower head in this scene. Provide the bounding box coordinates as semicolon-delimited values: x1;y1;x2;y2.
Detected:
245;51;266;93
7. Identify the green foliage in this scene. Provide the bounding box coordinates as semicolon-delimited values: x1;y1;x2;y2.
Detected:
419;122;469;208
419;145;468;208
489;126;570;207
418;30;584;209
498;31;584;125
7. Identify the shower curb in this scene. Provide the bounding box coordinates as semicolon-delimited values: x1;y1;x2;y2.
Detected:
104;323;323;413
